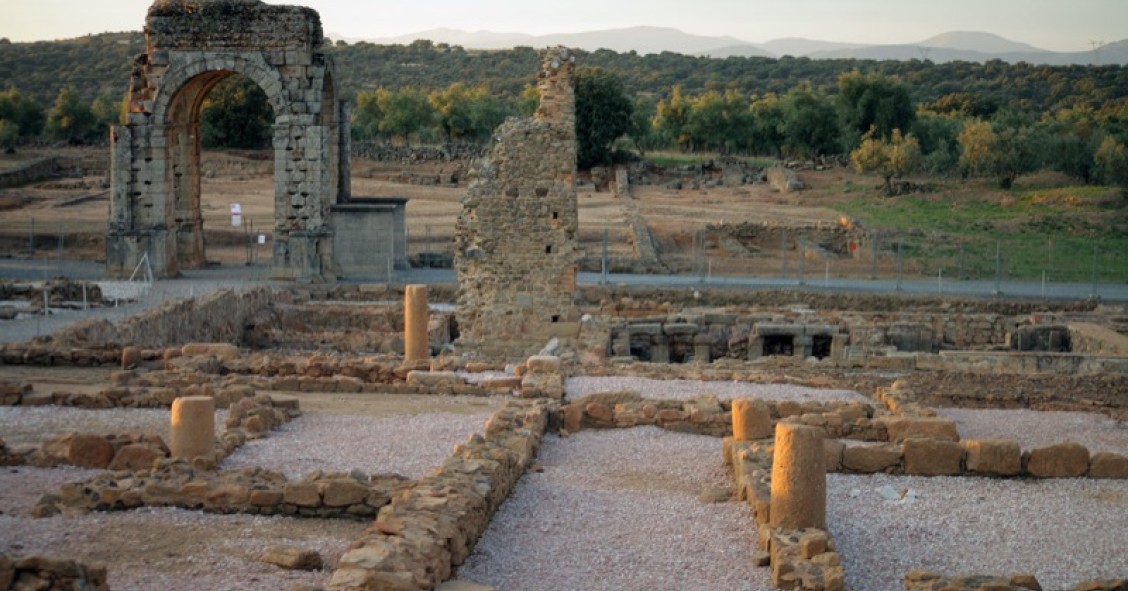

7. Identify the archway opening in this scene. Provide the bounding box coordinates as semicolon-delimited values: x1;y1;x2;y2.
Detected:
166;71;275;270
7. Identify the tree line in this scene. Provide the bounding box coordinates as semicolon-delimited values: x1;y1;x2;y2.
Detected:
2;33;1127;185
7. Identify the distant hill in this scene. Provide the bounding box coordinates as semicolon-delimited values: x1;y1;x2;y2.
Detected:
353;27;1127;66
358;26;761;56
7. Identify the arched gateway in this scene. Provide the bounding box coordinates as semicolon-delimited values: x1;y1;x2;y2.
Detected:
108;0;351;281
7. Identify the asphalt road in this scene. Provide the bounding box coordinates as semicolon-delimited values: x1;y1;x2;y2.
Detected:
3;257;1126;302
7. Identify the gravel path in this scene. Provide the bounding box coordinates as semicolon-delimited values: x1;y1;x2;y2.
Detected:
0;407;226;449
937;408;1128;454
828;473;1128;591
0;466;104;517
457;428;772;591
565;376;866;403
220;411;496;479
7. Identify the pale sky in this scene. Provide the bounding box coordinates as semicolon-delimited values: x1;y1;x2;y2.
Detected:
1;0;1125;52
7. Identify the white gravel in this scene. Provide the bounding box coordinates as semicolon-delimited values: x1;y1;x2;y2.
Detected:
565;376;866;403
457;427;772;591
219;411;495;479
828;473;1128;591
0;507;366;591
0;465;105;517
937;408;1128;454
0;406;226;449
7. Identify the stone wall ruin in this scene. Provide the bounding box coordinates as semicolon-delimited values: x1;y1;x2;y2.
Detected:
454;47;581;358
108;0;349;281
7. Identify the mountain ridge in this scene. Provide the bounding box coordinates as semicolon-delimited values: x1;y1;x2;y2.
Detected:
333;27;1126;65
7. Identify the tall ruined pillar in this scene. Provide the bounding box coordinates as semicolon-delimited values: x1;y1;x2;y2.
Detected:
453;47;580;359
769;422;827;529
404;284;430;362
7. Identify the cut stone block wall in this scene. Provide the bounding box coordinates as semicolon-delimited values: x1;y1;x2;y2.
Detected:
108;0;348;281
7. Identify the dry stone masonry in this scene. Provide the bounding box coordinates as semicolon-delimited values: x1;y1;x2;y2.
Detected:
454;47;581;359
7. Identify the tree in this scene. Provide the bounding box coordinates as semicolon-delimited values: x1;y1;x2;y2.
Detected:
352;88;387;140
429;83;508;142
749;93;786;158
911;111;962;174
851;127;921;195
1040;106;1099;183
837;71;916;147
377;87;435;144
0;86;46;140
0;119;18;152
200;76;273;149
1095;136;1128;187
781;85;839;158
91;93;126;132
625;95;662;155
46;86;97;143
957;112;1043;189
653;85;691;151
574;68;633;169
684;90;753;154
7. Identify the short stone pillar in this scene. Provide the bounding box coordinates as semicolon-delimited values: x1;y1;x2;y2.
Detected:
404;284;430;362
769;421;826;529
747;336;763;361
170;396;215;460
732;398;773;440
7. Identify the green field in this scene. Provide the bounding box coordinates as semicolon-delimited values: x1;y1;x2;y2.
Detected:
831;182;1128;284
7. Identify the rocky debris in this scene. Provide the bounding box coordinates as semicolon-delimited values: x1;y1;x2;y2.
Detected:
766;166;806;193
0;554;109;591
262;546;324;571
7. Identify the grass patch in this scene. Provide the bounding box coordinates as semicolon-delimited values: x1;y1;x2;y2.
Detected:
832;184;1128;283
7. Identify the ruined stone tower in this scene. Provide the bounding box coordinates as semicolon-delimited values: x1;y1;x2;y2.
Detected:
107;0;348;280
454;47;581;358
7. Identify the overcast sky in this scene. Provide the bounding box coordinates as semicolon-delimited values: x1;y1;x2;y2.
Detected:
3;0;1125;52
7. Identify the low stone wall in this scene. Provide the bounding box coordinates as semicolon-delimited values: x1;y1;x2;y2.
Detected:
0;554;109;591
41;462;402;521
0;157;60;189
559;391;881;440
327;400;550;590
904;571;1127;591
49;287;274;349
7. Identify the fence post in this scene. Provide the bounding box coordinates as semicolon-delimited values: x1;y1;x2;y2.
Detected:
895;241;904;292
870;231;878;280
1091;243;1099;300
797;237;806;286
994;240;1002;295
781;228;789;279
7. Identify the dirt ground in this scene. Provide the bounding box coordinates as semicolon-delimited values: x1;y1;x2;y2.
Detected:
0;147;870;276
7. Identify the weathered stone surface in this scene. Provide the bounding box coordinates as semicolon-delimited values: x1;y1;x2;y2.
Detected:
319;479;369;507
283;481;321;507
43;433;115;469
903;438;963;476
842;444;901;473
262;546;323;571
732;398;772;440
1089;452;1128;479
823;439;845;472
170;396;215;460
108;443;164;471
1026;442;1090;478
770;422;826;529
962;439;1022;476
435;581;496;591
406;370;464;388
181;343;241;361
525;355;562;375
404;285;430;362
879;416;959;443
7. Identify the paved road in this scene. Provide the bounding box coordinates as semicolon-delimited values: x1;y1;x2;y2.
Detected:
3;258;1126;302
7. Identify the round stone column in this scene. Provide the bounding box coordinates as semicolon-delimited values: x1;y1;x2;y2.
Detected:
732;398;772;440
404;285;430;362
769;421;826;529
170;396;215;460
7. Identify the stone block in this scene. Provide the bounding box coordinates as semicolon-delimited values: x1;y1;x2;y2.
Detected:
903;438;963;476
1089;452;1128;479
962;439;1022;476
879;416;959;443
283;481;321;507
108;444;163;471
842;444;902;473
319;479;369;507
261;546;322;571
180;342;240;361
1025;442;1090;478
525;355;562;374
406;370;463;388
43;433;115;469
824;439;845;472
732;398;773;440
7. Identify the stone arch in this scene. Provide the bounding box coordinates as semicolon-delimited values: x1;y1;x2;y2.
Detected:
107;0;346;281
